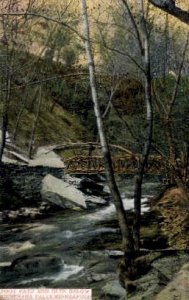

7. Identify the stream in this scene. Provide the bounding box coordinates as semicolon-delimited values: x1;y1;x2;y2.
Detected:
0;176;161;299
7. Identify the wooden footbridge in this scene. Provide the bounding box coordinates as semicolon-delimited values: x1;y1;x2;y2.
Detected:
50;142;165;174
64;154;163;174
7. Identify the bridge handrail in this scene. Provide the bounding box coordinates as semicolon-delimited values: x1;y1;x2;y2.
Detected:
48;142;137;156
64;154;135;161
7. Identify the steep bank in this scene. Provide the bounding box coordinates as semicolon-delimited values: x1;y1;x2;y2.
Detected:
153;187;189;249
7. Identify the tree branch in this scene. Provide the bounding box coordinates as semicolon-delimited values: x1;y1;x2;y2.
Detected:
100;41;145;74
149;0;189;25
0;73;89;92
0;11;85;40
120;0;144;55
168;33;189;117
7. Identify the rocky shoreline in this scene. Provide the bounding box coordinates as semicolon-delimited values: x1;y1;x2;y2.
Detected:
0;165;111;224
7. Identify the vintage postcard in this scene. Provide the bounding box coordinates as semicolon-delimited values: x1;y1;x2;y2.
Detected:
1;0;189;299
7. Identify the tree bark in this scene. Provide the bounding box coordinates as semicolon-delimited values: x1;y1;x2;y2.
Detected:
133;1;153;252
0;59;12;162
13;88;28;141
28;86;42;159
0;114;8;162
80;0;134;255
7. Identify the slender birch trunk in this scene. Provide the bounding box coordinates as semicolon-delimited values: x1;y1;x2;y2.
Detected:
133;1;153;251
80;0;134;255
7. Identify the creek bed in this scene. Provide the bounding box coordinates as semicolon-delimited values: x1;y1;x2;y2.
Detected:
0;176;162;299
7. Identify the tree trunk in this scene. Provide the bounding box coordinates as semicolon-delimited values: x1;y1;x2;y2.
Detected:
13;88;28;141
28;86;42;159
80;0;134;255
133;2;153;252
0;65;12;162
0;113;8;162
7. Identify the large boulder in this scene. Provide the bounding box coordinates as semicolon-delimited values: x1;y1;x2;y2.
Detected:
2;208;43;223
101;280;126;299
41;174;87;209
63;175;110;209
9;254;63;275
29;147;65;168
127;253;189;300
79;177;104;196
155;263;189;300
0;241;35;256
85;195;109;209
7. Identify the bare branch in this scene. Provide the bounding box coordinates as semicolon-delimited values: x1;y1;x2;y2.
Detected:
0;73;89;92
102;89;114;119
99;39;145;74
149;0;189;25
120;0;144;54
0;11;85;40
152;81;167;115
168;33;189;117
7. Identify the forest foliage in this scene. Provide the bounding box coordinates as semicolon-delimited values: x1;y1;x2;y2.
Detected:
0;0;189;161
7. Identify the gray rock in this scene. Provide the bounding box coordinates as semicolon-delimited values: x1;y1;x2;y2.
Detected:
102;280;126;299
12;241;35;253
2;208;43;222
85;196;107;209
86;272;108;283
152;254;189;280
64;175;82;187
127;254;189;300
41;174;87;209
29;147;65;168
155;263;189;300
79;177;104;194
10;254;63;275
106;250;124;259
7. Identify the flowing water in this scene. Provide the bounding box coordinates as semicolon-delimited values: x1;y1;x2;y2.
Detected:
0;176;161;297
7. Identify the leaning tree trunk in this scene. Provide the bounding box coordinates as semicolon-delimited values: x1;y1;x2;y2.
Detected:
80;0;134;255
28;86;42;159
13;87;28;142
133;2;153;252
0;66;11;163
0;113;8;162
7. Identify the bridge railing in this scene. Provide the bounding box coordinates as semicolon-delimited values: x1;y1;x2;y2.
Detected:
65;155;165;174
